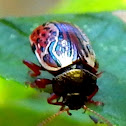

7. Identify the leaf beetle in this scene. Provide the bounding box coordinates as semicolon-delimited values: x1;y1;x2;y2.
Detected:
23;21;113;126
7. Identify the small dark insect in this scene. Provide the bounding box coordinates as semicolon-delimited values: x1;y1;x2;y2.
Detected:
23;21;113;126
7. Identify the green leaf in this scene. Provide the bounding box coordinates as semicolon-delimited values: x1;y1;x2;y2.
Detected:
53;0;126;14
0;13;126;126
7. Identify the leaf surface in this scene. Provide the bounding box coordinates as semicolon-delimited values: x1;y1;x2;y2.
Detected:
0;13;126;126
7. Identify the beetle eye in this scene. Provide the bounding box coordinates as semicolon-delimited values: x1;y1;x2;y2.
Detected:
31;44;36;54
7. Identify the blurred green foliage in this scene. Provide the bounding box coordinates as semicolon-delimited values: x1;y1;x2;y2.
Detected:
53;0;126;13
0;12;126;126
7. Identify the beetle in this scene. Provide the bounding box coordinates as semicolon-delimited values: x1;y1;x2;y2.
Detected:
23;21;103;110
22;21;115;126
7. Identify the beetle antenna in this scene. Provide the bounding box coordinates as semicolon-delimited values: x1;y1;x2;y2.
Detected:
83;105;113;126
38;108;70;126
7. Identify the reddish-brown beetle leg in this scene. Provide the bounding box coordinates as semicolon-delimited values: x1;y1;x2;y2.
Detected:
23;60;43;77
89;100;104;106
96;71;103;78
60;106;72;116
47;93;64;106
88;86;104;106
27;78;51;89
48;95;71;115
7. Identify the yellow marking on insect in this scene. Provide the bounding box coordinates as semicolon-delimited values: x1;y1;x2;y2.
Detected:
74;73;81;77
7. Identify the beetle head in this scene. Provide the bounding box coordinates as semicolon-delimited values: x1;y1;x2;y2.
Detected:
63;93;87;110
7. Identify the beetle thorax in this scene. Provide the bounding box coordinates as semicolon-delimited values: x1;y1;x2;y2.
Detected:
52;69;97;110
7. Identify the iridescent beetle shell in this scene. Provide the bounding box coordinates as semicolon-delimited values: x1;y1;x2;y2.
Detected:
30;22;96;71
22;22;113;125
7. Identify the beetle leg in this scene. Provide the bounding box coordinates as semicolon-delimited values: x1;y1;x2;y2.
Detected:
88;86;104;106
88;100;104;106
96;71;103;78
23;60;44;77
26;78;51;89
47;93;64;106
48;95;71;115
60;106;72;116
